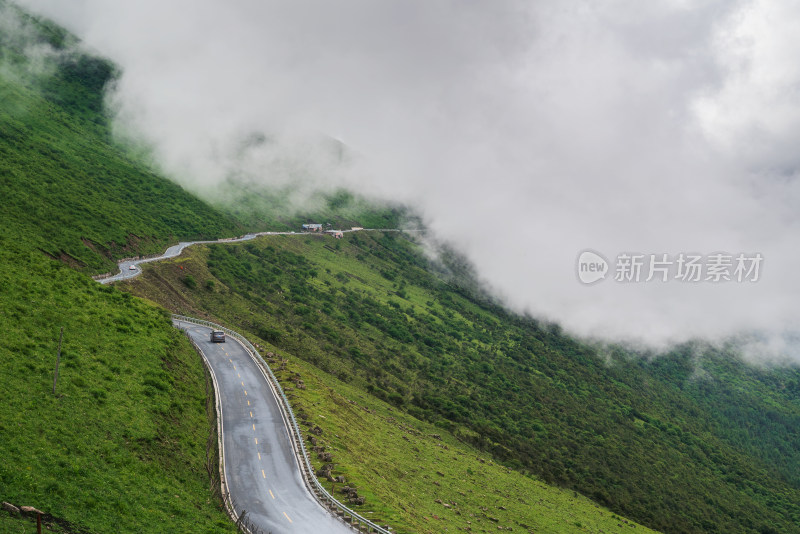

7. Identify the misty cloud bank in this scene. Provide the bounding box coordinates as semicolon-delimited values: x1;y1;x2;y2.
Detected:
14;0;800;362
0;3;71;83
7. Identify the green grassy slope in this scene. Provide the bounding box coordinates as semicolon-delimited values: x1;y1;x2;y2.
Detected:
0;239;237;533
0;3;244;273
0;7;239;532
0;8;426;533
2;4;797;534
121;243;657;533
122;232;800;534
279;338;658;534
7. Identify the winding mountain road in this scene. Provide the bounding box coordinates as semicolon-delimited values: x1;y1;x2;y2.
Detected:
97;229;403;533
98;231;292;284
97;228;409;284
174;320;355;534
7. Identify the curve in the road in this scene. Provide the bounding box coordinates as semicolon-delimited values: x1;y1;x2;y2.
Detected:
98;231;287;284
97;229;405;532
96;228;412;284
176;320;355;534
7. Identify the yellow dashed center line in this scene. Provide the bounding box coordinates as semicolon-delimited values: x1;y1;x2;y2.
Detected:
247;400;250;406
241;381;244;387
262;469;266;478
250;411;253;418
258;452;261;460
269;489;275;499
233;365;236;370
244;390;247;396
254;437;258;445
283;512;293;523
252;423;256;431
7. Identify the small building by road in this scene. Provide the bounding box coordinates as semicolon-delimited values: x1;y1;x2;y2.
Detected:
325;230;344;239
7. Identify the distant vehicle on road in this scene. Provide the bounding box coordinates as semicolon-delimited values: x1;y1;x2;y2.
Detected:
210;330;226;343
129;265;136;270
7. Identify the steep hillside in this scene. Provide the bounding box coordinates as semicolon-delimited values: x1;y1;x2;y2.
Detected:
0;7;240;532
123;232;800;534
121;242;656;533
4;4;799;534
0;3;244;273
0;7;639;533
0;241;237;533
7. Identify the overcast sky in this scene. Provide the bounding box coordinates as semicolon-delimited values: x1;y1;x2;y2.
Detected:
15;0;800;362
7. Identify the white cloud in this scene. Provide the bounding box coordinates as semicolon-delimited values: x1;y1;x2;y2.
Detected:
16;0;800;360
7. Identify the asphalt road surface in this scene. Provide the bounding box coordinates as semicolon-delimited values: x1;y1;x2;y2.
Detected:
175;321;354;534
99;233;267;284
97;228;410;284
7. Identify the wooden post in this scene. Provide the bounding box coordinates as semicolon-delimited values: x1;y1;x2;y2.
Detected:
53;327;63;395
36;512;42;534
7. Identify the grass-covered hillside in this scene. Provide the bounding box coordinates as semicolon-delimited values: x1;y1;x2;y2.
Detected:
0;5;241;532
0;6;625;533
0;2;245;273
122;243;656;534
123;232;800;534
0;240;237;533
0;7;434;533
3;3;798;534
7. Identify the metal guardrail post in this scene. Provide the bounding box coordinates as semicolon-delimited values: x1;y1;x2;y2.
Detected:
173;315;392;534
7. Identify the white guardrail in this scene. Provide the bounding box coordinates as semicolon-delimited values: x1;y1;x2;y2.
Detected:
173;315;392;534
